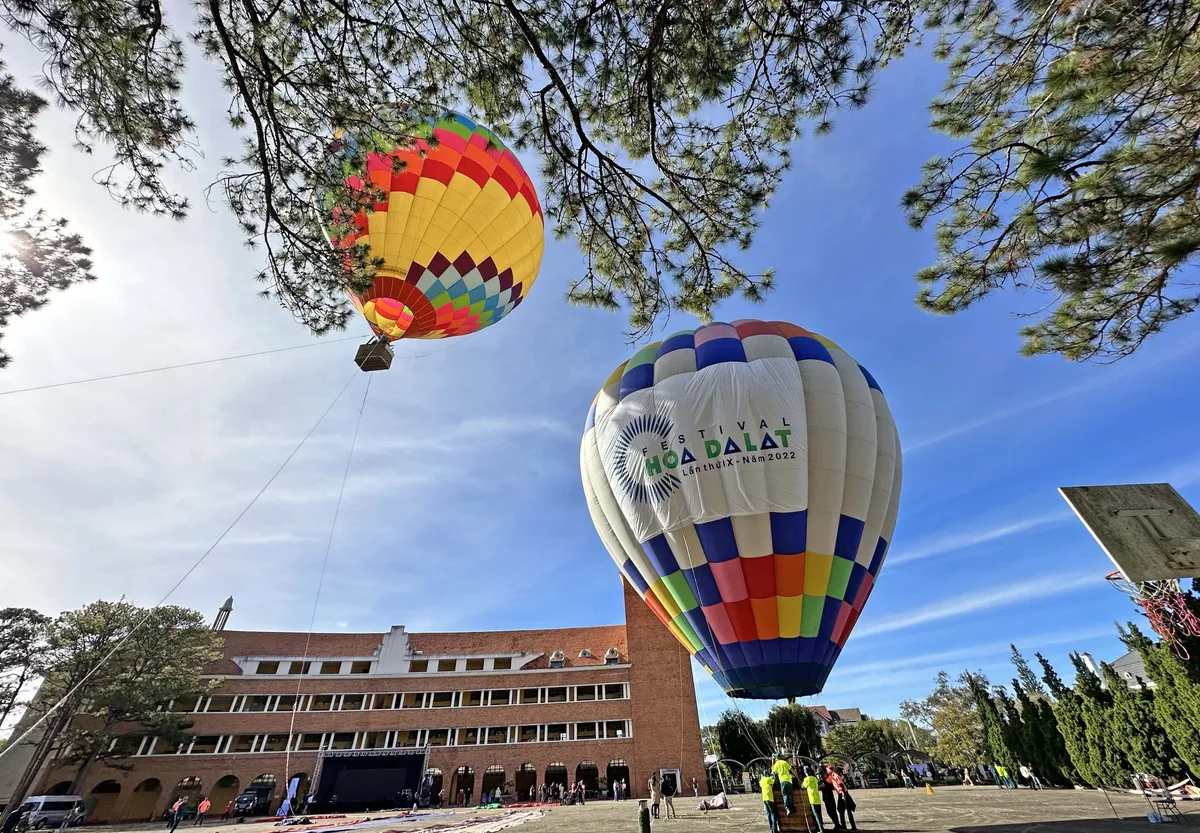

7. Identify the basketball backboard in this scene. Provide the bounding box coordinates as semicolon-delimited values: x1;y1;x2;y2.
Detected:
1059;483;1200;582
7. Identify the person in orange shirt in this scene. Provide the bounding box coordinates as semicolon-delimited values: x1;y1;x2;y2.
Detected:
193;798;211;827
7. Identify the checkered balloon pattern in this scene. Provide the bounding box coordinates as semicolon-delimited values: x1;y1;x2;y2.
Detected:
326;111;544;340
580;320;902;700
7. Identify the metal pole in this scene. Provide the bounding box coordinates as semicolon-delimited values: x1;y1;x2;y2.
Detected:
1099;787;1122;820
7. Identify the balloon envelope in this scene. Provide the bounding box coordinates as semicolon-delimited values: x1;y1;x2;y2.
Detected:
580;320;902;699
327;111;544;341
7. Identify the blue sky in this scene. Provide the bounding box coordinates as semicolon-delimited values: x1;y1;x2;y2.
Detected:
2;32;1199;728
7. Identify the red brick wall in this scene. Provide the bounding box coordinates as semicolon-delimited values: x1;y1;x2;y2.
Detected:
624;579;706;799
37;581;706;818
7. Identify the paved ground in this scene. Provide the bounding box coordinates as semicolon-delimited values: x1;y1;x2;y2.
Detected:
85;788;1197;833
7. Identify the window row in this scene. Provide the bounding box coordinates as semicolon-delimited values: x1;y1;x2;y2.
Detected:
171;683;628;714
135;721;631;756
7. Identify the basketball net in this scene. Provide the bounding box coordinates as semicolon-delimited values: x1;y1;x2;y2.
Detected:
1106;571;1200;658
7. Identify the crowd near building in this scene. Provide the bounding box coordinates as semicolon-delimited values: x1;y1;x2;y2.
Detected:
1;581;704;821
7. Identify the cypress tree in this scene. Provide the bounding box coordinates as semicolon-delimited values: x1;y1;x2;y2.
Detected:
1011;644;1048;698
1070;653;1129;787
1013;680;1065;785
993;687;1029;774
967;674;1018;774
1102;662;1183;780
1039;652;1092;786
1123;624;1200;774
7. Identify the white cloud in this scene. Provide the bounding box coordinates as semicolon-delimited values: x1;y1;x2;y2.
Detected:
854;572;1101;638
886;510;1071;567
903;334;1200;455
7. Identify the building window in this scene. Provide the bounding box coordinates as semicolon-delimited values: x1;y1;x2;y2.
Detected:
189;735;221;754
576;722;597;741
320;661;342;675
360;731;388;749
519;688;540;705
518;725;538;743
486;727;508;745
274;695;298;712
490;689;511;706
575;685;596;701
605;720;626;738
493;657;512;670
288;661;311;675
229;735;257;753
463;690;485;707
427;729;449;747
243;695;271;713
409;660;428;673
548;651;565;669
255;661;280;675
400;692;424;709
395;731;421;748
459;727;480;745
261;734;288;752
430;691;453;708
436;659;457;672
604;648;621;664
293;734;320;751
206;695;236;713
370;693;396;710
578;649;592;658
309;695;335;711
547;723;568;741
546;687;567;703
338;694;363;710
349;661;371;674
329;732;355;750
603;683;624;700
465;658;485;671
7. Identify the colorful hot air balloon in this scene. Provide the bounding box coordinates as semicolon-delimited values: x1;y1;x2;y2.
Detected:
580;320;902;700
325;110;544;369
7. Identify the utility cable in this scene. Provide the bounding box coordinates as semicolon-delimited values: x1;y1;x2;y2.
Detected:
283;375;372;793
0;369;361;763
0;336;364;397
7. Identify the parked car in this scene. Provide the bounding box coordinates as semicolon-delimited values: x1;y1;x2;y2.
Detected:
16;797;86;829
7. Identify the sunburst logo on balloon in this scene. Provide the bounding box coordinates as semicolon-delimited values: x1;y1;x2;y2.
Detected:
613;411;681;503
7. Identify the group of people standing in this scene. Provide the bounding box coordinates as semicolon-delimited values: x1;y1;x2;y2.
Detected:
646;773;678;820
760;754;857;833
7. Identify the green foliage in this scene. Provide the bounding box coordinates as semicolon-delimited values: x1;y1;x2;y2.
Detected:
1102;662;1183;779
824;717;929;773
1069;653;1129;787
1;0;920;339
0;57;94;369
1123;622;1200;775
713;710;774;773
907;0;1200;361
1011;680;1069;786
5;601;223;813
1039;652;1095;786
903;671;986;768
0;607;50;728
1010;644;1047;699
762;703;822;759
966;675;1017;772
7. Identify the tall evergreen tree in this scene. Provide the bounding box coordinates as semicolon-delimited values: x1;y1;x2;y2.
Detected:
1011;645;1047;699
1070;652;1129;787
1012;680;1065;785
993;687;1029;773
1039;652;1090;785
966;674;1017;773
1102;662;1183;780
1123;623;1200;774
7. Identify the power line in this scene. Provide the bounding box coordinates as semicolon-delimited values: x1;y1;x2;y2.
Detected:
0;336;364;397
0;368;362;764
284;375;372;788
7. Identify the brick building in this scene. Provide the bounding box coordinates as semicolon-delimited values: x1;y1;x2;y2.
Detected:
29;581;704;821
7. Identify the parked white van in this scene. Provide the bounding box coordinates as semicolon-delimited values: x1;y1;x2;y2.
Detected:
15;796;86;828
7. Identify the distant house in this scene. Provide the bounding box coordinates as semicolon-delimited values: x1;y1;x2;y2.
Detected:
1110;649;1156;690
807;706;866;735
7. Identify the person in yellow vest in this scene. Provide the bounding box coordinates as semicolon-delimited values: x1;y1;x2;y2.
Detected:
760;773;780;833
801;766;825;833
772;753;795;815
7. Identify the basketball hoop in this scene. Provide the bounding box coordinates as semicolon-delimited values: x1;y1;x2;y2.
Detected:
1106;570;1200;658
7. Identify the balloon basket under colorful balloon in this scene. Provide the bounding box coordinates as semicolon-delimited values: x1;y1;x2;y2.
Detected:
354;339;394;372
